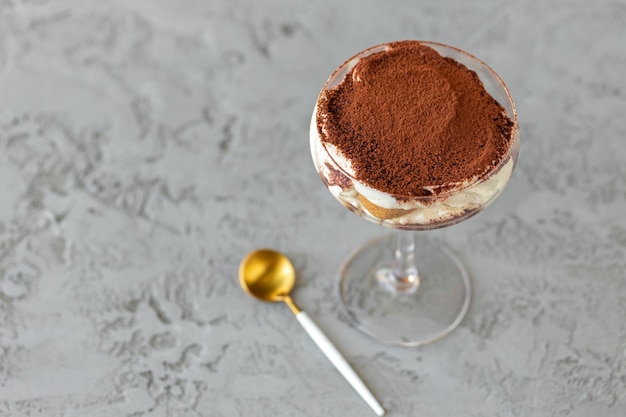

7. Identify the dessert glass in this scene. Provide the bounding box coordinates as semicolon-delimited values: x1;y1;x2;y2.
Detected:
310;41;519;346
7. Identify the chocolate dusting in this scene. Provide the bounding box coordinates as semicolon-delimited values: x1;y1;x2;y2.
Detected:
316;41;514;197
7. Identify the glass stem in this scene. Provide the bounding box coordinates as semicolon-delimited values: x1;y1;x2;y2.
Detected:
390;231;420;292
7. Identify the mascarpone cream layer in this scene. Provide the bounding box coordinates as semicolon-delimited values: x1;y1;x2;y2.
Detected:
310;113;513;227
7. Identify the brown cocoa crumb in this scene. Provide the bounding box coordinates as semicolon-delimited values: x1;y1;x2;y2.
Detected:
324;162;352;189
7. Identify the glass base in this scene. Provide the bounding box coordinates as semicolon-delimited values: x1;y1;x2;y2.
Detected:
338;234;471;347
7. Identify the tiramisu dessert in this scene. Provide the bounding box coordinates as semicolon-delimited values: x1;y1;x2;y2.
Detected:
311;41;519;229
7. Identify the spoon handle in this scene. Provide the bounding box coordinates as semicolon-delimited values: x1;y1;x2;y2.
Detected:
296;311;385;416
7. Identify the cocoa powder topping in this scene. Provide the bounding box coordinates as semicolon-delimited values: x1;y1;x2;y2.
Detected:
316;41;514;197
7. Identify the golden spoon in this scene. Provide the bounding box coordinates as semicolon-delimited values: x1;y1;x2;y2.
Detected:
239;249;385;416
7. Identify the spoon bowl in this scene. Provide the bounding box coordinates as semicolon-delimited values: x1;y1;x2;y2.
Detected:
239;249;295;302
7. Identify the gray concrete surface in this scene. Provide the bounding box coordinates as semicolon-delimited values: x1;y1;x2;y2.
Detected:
0;0;625;416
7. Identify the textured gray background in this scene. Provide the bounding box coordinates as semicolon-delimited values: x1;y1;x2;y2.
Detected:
1;0;625;416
